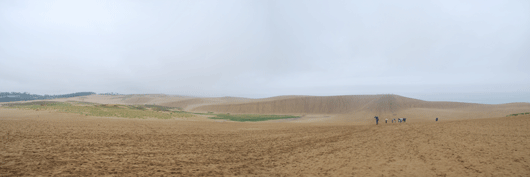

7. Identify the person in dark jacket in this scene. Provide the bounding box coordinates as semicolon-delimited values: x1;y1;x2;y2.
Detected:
374;116;379;125
436;117;438;121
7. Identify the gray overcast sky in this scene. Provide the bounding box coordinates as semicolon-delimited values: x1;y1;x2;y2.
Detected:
1;0;529;103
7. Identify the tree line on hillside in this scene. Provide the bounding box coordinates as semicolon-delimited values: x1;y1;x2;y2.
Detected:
98;92;122;95
0;92;95;102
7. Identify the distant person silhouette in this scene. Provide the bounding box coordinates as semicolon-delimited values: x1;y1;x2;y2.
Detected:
385;118;388;123
374;116;379;125
436;117;438;121
403;118;406;122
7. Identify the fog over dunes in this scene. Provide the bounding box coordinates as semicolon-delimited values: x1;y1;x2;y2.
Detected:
1;0;529;104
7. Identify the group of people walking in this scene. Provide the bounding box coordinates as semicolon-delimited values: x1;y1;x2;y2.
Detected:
374;116;406;125
392;118;406;123
374;116;440;125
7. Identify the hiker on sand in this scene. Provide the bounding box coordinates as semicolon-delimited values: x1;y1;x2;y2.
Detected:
403;118;406;122
385;118;388;123
374;116;379;125
436;117;438;121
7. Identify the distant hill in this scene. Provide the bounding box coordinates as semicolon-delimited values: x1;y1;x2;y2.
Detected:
190;94;530;121
0;92;95;102
190;94;431;114
26;93;530;122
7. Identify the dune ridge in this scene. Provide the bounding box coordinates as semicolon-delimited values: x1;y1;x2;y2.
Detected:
191;94;530;121
38;94;530;122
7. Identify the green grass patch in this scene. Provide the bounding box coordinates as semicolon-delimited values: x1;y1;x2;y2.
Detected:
506;112;530;117
144;104;173;112
4;101;58;106
6;102;195;119
193;111;216;115
209;114;299;122
173;110;191;114
65;101;95;105
128;105;147;111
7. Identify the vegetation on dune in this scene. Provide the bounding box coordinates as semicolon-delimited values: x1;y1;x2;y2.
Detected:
506;112;530;117
66;101;95;105
173;110;191;114
191;111;300;122
143;104;173;112
3;101;299;121
5;102;195;119
4;101;56;106
209;114;299;122
128;105;147;111
193;112;216;115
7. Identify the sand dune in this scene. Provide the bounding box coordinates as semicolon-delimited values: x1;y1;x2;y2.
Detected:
53;94;254;111
192;94;530;121
192;95;384;114
159;97;254;110
34;94;530;122
54;94;192;105
2;94;530;176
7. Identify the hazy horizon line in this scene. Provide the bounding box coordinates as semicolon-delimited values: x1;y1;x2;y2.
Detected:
3;91;529;105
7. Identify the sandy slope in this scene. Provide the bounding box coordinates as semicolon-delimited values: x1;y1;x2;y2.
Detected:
192;94;530;121
53;94;193;105
24;94;530;122
52;94;253;111
159;97;254;110
0;109;529;176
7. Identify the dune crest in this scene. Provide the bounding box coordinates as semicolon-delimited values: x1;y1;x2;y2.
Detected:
48;94;530;121
191;94;530;121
